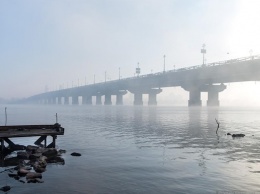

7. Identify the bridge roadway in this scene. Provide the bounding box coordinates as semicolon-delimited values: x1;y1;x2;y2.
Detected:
26;55;260;106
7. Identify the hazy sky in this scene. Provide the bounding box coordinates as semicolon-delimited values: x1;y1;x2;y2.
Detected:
1;0;260;105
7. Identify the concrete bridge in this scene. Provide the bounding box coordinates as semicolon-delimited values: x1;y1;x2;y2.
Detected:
25;55;260;106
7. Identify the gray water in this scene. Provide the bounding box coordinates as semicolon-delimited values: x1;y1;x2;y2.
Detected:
0;105;260;194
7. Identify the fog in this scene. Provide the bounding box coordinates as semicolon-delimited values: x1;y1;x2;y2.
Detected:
1;0;260;106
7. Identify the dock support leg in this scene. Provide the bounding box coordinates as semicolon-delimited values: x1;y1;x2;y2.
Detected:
3;138;16;149
46;135;57;148
1;139;4;153
34;135;47;147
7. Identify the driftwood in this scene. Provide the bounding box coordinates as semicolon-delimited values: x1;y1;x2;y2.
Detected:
215;119;220;134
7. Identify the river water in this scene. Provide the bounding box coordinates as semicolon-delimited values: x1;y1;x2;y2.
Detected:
0;105;260;193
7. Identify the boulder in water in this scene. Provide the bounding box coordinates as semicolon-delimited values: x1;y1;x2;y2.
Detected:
232;134;245;138
71;152;81;157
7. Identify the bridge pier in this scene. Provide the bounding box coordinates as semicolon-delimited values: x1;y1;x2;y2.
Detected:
207;84;226;106
50;98;55;104
189;89;202;106
116;91;127;105
96;94;102;105
82;96;92;105
134;92;143;105
72;96;79;105
148;89;162;105
64;96;69;105
182;84;227;107
57;97;62;105
104;94;112;105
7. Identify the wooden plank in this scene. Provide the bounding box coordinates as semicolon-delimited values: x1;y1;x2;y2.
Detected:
0;123;64;138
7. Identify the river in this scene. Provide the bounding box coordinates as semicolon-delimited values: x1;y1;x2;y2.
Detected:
0;105;260;193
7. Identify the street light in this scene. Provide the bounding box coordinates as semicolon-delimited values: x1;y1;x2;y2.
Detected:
119;67;121;80
201;44;206;65
163;55;166;72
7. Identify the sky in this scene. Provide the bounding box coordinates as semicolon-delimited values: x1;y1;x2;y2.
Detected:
1;0;260;106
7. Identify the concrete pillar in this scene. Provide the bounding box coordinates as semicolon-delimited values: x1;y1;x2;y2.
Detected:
188;89;202;106
116;94;123;105
96;95;102;105
72;96;79;105
148;89;162;105
64;97;69;105
104;94;112;105
116;91;127;105
57;97;62;105
134;93;143;105
83;96;92;105
207;91;219;106
207;84;226;107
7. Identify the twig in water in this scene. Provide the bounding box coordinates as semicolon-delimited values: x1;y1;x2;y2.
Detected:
215;118;220;134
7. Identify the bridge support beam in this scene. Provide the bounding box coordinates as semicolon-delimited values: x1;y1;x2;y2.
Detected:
83;96;92;105
207;84;226;106
96;94;102;105
104;94;112;105
64;97;69;105
72;96;78;105
148;89;162;105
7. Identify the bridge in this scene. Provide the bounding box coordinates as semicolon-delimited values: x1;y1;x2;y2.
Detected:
24;55;260;106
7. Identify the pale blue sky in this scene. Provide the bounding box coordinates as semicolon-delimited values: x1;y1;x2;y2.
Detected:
1;0;260;105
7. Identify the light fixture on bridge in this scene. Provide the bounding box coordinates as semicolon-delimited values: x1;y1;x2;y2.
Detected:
163;55;166;73
201;44;206;65
136;63;141;77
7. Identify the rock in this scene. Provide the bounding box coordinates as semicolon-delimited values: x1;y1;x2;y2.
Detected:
34;167;45;173
18;168;30;176
8;173;17;177
26;172;42;180
19;180;25;183
17;151;29;159
27;178;44;183
227;133;231;135
42;148;58;157
8;173;20;180
27;179;37;183
58;149;66;154
0;186;11;192
11;144;26;151
232;134;245;138
3;157;20;167
46;156;65;164
71;152;81;157
26;145;39;153
29;153;42;160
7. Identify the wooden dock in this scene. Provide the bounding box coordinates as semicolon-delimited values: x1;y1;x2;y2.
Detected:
0;123;64;151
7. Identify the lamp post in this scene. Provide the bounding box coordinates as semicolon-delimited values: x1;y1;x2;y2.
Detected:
119;67;121;80
105;71;107;83
201;44;206;65
163;55;166;72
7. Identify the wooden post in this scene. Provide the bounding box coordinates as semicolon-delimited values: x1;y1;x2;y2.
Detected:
1;139;4;153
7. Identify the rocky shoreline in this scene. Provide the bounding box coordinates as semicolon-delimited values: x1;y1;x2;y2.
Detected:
1;145;66;185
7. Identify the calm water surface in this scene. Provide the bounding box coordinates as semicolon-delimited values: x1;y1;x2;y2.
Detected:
0;105;260;194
